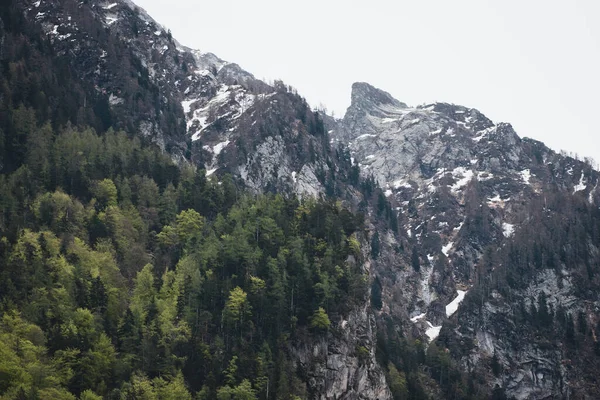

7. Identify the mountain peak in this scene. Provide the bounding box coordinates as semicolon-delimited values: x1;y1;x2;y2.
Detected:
350;82;407;110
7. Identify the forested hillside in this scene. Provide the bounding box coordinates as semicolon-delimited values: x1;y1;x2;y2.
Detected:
3;0;600;399
0;120;371;399
0;5;372;396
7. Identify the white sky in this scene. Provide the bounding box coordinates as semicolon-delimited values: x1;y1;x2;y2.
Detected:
134;0;600;164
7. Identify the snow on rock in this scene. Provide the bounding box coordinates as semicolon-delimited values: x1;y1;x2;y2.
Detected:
445;290;467;317
450;167;474;193
384;189;393;197
206;168;217;176
520;169;532;184
109;94;124;106
103;3;118;10
393;180;412;189
420;259;436;307
181;99;195;113
425;322;442;341
104;15;119;25
213;140;230;156
590;183;598;204
410;313;426;323
502;223;515;238
442;242;454;257
291;171;297;184
573;173;586;193
356;133;378;140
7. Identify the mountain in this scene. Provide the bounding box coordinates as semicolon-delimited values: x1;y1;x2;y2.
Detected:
2;0;600;399
330;82;600;398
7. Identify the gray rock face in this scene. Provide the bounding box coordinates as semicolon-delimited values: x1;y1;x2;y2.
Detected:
454;269;574;400
291;303;392;400
331;82;600;398
24;0;600;396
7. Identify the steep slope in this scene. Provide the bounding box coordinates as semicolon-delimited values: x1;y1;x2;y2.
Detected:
7;0;600;398
3;1;392;399
330;81;600;398
19;0;193;157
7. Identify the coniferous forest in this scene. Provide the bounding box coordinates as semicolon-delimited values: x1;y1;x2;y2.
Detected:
0;6;371;398
0;123;370;399
3;0;600;399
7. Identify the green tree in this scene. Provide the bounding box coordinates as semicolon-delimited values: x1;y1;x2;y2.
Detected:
92;179;118;210
309;307;331;331
387;363;408;400
223;287;252;330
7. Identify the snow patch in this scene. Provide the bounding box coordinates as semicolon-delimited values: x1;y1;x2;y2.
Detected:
573;173;586;193
109;94;124;106
206;168;217;176
384;189;393;197
356;133;378;140
181;99;196;114
103;3;118;10
520;169;532;184
502;223;515;238
445;290;467;317
420;261;435;306
442;242;453;257
213;140;230;156
425;322;442;341
393;179;412;189
104;15;119;25
472;126;495;142
410;313;426;323
450;167;474;193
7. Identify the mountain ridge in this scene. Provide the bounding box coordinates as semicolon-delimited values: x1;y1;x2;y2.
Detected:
2;0;600;398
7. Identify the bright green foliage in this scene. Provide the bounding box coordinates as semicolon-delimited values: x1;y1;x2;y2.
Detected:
387;363;408;400
130;264;157;323
223;287;251;328
0;313;74;399
92;179;118;209
0;122;366;399
217;379;257;400
309;307;331;331
79;390;102;400
157;209;204;249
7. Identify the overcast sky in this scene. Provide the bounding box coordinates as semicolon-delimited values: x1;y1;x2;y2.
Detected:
135;0;600;164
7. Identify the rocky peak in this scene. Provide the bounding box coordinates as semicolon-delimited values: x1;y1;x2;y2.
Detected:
350;82;407;111
333;79;600;398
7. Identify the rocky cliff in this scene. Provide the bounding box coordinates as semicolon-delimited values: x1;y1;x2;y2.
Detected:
7;0;600;398
330;81;600;398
